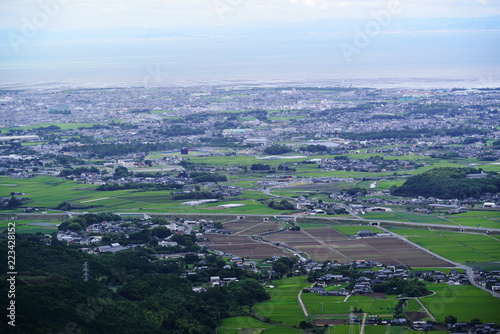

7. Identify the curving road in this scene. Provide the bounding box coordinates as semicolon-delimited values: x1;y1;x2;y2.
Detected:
376;225;500;299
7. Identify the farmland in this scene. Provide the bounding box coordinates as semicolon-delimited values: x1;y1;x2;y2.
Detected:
223;218;283;236
233;276;500;334
0;176;289;215
253;277;310;327
216;316;303;333
303;293;399;317
420;283;500;323
332;225;381;236
405;230;500;264
264;227;452;267
200;234;291;259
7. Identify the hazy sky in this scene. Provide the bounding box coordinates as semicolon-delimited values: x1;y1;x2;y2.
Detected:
1;0;499;31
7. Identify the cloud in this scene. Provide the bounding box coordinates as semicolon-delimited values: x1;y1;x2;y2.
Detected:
0;0;499;30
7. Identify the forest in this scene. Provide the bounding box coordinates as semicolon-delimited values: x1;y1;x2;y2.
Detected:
0;235;270;334
392;167;500;199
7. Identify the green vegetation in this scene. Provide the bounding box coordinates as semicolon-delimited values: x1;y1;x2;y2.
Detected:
219;316;274;329
303;293;399;317
392;167;500;199
0;236;270;334
264;145;294;155
254;277;310;327
372;278;429;297
0;176;286;214
340;126;486;141
407;231;500;263
420;283;500;323
333;225;380;236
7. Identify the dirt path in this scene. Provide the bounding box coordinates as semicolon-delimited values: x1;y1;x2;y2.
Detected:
233;220;273;236
298;290;309;317
416;298;436;322
300;228;353;262
359;313;368;334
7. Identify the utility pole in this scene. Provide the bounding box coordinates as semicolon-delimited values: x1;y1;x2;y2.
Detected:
83;261;89;282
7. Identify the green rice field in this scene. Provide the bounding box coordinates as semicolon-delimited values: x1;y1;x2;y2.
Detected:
420;283;500;323
333;225;380;236
445;212;500;229
0;176;291;215
362;212;453;225
303;294;399;317
407;231;500;263
254;277;310;327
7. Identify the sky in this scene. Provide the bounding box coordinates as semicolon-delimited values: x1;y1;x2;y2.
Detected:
0;0;499;88
1;0;500;31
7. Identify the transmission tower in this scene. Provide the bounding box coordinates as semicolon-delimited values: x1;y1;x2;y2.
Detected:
83;261;89;282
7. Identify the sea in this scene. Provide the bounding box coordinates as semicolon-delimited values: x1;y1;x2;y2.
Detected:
0;30;499;89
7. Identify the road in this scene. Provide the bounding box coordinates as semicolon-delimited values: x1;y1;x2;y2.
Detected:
298;283;314;317
359;313;368;334
8;210;500;299
376;225;500;299
300;228;353;262
310;216;500;233
261;185;295;200
415;298;436;322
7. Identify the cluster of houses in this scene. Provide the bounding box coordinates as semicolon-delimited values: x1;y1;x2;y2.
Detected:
305;260;478;297
316;157;422;173
327;194;500;213
472;269;500;292
448;322;500;334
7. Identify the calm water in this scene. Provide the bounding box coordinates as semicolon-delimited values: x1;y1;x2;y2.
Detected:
0;31;499;89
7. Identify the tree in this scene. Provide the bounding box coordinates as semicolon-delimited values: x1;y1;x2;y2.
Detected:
250;163;270;171
264;145;293;155
151;226;172;239
5;196;22;209
151;217;168;225
114;166;129;178
445;315;457;325
299;321;313;329
267;200;295;211
128;230;151;243
56;201;72;211
184;253;199;264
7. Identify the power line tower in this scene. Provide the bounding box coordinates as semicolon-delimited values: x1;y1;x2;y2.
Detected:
83;261;89;282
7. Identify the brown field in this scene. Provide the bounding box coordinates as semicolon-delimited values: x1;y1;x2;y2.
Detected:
201;234;291;259
306;228;349;241
223;219;282;235
264;230;318;243
264;230;352;263
264;228;452;267
201;221;453;266
351;238;451;267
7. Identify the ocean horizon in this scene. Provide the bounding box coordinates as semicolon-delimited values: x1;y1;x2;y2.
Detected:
1;30;499;90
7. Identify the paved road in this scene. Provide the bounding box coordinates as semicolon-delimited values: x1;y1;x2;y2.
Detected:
308;215;500;233
261;185;295;200
376;225;500;299
10;210;500;299
10;211;500;235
